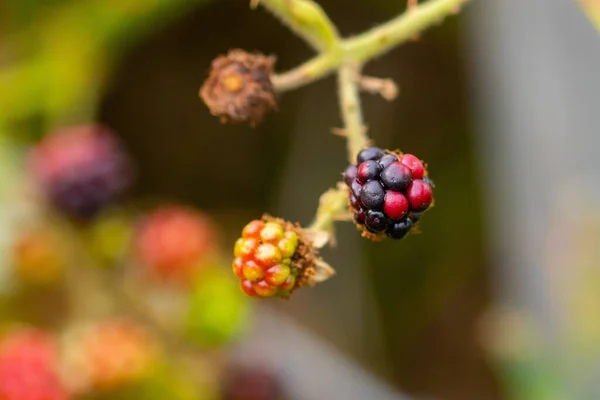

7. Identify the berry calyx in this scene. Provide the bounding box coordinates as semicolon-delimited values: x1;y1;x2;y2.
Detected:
232;215;331;299
344;147;434;241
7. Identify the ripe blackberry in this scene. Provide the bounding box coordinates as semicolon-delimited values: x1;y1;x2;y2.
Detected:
232;215;333;299
344;147;434;240
28;125;133;220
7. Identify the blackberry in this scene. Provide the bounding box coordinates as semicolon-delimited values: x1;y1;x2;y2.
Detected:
387;218;413;239
357;147;385;163
357;160;382;183
359;180;385;210
343;147;434;240
365;210;388;232
28;125;133;220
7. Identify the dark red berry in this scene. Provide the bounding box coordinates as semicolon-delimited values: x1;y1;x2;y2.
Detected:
378;153;398;169
350;180;363;198
383;191;409;220
359;180;385;210
357;147;385;164
400;154;424;179
356;160;382;183
343;165;357;186
354;210;366;224
350;194;361;210
380;162;412;191
405;180;433;211
387;218;412;239
365;210;388;232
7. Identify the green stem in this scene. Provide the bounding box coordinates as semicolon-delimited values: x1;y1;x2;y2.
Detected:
309;185;349;231
258;0;340;52
271;0;467;91
337;62;368;162
344;0;468;62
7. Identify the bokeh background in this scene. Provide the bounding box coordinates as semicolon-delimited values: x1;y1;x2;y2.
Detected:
1;1;600;400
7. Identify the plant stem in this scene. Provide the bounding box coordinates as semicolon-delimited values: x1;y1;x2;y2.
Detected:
257;0;340;52
271;0;467;91
338;62;369;162
344;0;468;62
309;184;349;232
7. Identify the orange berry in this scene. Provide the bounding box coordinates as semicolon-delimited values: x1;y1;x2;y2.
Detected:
252;280;278;297
242;260;264;282
264;264;290;286
242;220;264;238
253;243;281;267
232;257;244;279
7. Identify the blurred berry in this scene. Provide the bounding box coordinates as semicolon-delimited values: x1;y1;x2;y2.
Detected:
28;125;133;220
232;216;322;299
221;365;284;400
344;147;434;240
0;329;69;400
85;209;134;267
200;49;277;126
62;319;156;392
11;227;65;286
135;206;217;283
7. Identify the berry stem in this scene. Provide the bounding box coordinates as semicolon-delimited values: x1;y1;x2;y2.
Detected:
337;62;369;162
269;0;468;92
255;0;341;52
309;184;350;232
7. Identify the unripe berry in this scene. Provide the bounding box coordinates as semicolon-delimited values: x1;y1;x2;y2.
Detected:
135;206;217;283
383;191;409;220
11;227;65;286
0;329;69;400
231;215;331;298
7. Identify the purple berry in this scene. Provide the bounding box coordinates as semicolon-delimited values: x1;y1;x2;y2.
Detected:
365;210;388;232
359;180;385;210
343;165;357;186
350;180;363;198
356;160;382;183
378;153;398;169
387;218;413;239
380;162;412;191
350;194;361;210
357;147;385;164
354;210;366;224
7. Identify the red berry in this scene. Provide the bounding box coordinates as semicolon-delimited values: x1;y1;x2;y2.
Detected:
356;160;382;183
0;330;69;400
253;243;281;267
242;260;264;282
383;191;409;220
135;206;217;282
400;154;425;179
242;220;264;238
241;280;257;297
232;257;244;279
264;264;290;286
253;280;278;297
405;180;433;211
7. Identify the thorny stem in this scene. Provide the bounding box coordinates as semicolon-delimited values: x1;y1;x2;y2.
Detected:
270;0;468;91
258;0;467;242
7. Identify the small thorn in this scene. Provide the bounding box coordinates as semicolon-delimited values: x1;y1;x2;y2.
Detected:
331;127;347;137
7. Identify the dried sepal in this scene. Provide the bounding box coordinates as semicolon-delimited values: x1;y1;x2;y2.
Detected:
200;49;277;126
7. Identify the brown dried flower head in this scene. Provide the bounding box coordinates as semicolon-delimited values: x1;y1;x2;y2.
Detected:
200;49;277;126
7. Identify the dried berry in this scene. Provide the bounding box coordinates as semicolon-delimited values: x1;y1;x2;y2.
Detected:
200;49;277;126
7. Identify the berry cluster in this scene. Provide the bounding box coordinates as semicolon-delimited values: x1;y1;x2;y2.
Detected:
344;147;434;240
28;125;133;220
233;218;305;298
